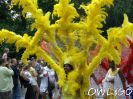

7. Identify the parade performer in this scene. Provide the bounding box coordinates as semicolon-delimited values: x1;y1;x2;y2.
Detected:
102;60;126;99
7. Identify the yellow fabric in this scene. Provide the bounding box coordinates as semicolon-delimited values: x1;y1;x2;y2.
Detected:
30;67;37;77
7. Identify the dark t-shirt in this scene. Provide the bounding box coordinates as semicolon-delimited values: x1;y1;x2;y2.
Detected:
11;65;20;89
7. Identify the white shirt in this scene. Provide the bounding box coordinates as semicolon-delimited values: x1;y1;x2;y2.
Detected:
24;70;37;85
39;67;49;92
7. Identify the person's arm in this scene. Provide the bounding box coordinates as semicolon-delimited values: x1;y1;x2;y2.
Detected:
118;70;126;89
30;67;38;77
55;72;58;81
20;70;30;81
39;73;44;78
91;73;98;85
5;67;14;76
2;53;8;62
102;71;108;82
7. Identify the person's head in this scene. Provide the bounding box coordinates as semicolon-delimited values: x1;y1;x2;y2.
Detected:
41;61;47;67
23;61;32;70
23;64;30;71
18;60;23;68
37;59;41;63
109;60;116;71
18;60;22;65
31;57;36;67
28;60;32;66
4;57;12;67
7;57;11;63
4;48;9;53
45;61;48;66
64;63;74;74
11;58;17;65
31;57;35;61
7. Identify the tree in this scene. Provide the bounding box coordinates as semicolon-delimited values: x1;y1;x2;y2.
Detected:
0;0;34;58
102;0;133;37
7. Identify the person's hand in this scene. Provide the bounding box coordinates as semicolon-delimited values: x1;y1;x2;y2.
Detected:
102;79;105;83
5;63;10;68
21;68;24;72
43;72;48;77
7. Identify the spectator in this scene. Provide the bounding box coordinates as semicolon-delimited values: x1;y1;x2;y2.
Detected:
102;60;126;99
35;59;43;76
20;65;29;99
11;58;21;99
39;62;49;99
0;58;14;99
30;60;39;99
22;63;38;99
47;65;57;99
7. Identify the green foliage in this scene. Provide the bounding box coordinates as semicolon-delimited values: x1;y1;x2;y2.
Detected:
102;0;133;37
0;0;35;58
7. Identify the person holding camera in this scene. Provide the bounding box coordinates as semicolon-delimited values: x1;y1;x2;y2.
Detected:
0;58;14;99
